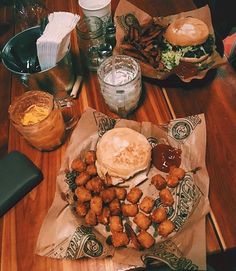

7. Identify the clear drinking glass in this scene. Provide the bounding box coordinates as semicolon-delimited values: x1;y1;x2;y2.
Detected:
9;91;65;151
14;0;47;31
77;16;112;71
9;91;79;151
97;55;142;118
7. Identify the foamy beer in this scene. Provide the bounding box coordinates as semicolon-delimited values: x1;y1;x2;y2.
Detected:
9;91;66;151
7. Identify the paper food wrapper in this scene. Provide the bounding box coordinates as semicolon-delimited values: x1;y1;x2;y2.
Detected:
114;1;226;82
36;108;210;270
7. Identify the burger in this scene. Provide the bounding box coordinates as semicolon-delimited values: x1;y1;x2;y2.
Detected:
160;17;215;71
96;127;151;183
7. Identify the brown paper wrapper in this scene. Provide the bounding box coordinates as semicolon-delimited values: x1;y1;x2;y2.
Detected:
36;108;210;270
114;1;226;82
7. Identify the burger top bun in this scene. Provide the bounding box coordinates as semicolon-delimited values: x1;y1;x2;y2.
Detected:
164;17;209;46
96;127;151;180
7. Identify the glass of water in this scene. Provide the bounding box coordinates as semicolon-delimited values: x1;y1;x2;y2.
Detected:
97;54;142;118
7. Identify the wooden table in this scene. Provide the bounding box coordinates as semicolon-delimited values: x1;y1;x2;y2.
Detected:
0;0;235;270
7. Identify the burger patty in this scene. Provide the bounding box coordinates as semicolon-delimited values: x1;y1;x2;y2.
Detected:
160;35;215;70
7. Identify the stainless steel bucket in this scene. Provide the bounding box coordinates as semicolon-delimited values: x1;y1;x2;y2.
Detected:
1;26;75;97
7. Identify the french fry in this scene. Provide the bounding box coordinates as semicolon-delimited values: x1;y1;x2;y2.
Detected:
120;18;167;71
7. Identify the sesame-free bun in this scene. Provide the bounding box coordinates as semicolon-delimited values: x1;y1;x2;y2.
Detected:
96;127;151;180
164;17;209;46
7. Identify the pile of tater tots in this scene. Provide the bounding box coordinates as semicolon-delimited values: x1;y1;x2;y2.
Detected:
67;150;186;249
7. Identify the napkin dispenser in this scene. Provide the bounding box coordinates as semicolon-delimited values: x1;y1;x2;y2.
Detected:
0;151;43;217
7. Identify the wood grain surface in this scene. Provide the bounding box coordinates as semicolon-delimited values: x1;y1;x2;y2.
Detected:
1;0;235;270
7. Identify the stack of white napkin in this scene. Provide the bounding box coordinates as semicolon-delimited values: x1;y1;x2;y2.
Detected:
37;12;80;71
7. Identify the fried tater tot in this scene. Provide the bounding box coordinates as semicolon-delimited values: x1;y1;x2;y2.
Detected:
109;198;121;215
112;232;129;247
166;175;179;188
85;209;97;226
151;174;167;190
86;164;97;176
151;207;167;223
75;186;92;202
139;196;155;214
124;223;142;250
137;231;155;249
104;174;113;187
133;212;152;230
121;203;138;217
115;187;127;200
127;187;143;204
84;150;96;165
100;187;116;203
90;196;103;215
158;219;175;237
169;166;185;180
110;216;123;232
75;201;88;217
71;158;86;172
97;207;110;225
85;176;104;193
159;188;174;206
75;172;90;186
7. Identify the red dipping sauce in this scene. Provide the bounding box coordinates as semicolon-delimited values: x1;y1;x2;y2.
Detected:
152;143;182;173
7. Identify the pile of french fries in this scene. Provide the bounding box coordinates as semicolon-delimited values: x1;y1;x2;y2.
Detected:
120;18;167;70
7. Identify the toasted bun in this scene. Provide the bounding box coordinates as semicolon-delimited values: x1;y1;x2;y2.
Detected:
164;17;209;46
96;127;151;180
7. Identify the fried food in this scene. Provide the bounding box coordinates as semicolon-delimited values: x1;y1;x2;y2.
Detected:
75;186;92;202
151;207;167;223
159;188;174;206
85;150;96;165
109;198;121;216
166;175;179;188
110;216;123;232
158;219;175;237
127;187;143;204
75;171;90;186
121;203;138;217
139;196;155;214
124;223;142;250
104;174;113;186
75;201;88;217
100;187;116;203
115;187;127;200
85;209;97;226
86;164;97;176
97;207;110;225
151;174;167;190
90;196;103;215
69;147;181;250
120;18;166;70
137;231;155;249
133;212;152;230
85;176;104;193
71;158;86;172
169;166;185;180
111;231;129;247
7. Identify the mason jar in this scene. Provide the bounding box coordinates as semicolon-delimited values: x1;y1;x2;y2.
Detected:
77;16;110;71
97;55;142;118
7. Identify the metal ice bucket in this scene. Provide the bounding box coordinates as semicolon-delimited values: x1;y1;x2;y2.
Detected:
1;26;75;97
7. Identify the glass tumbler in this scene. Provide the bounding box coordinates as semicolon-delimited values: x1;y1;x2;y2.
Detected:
77;16;112;71
97;55;142;118
9;91;65;151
